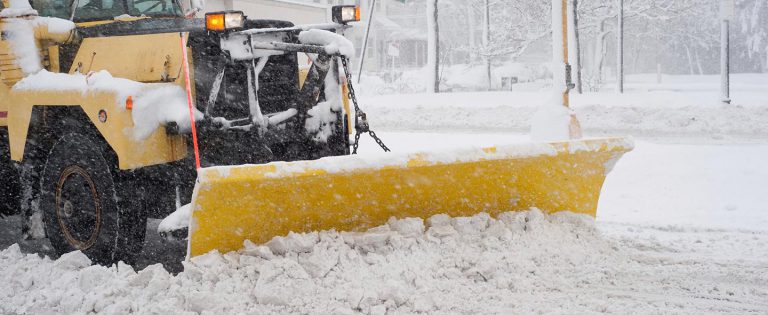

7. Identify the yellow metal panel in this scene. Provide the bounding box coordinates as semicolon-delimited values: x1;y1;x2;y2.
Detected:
75;16;149;28
188;137;633;257
70;33;185;84
0;64;19;71
0;84;7;127
48;46;59;73
0;38;21;87
7;89;187;169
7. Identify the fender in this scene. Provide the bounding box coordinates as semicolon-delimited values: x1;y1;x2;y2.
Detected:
7;86;187;170
0;83;8;127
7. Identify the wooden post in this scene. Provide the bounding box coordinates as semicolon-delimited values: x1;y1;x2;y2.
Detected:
561;0;569;107
559;0;582;138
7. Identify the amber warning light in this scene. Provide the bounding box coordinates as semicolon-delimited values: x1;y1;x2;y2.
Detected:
332;5;360;24
205;11;245;31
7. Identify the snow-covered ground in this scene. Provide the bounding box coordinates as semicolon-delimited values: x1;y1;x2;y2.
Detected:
2;131;766;314
2;75;768;313
360;73;768;141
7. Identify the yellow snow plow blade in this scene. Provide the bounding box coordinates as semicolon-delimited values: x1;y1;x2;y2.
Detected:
187;137;633;257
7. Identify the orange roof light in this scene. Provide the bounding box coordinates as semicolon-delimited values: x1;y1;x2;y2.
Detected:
355;6;361;21
206;13;225;31
332;5;360;24
205;11;245;32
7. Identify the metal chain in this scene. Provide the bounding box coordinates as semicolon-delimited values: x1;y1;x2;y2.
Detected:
340;57;390;154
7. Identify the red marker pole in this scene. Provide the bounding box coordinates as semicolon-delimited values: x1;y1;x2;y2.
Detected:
180;32;201;170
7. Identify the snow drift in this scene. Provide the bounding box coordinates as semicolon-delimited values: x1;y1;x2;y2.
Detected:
3;209;765;314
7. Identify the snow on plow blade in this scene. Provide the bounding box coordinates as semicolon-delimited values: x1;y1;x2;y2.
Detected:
187;137;633;257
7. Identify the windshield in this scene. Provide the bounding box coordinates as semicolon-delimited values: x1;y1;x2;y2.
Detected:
126;0;183;18
30;0;183;22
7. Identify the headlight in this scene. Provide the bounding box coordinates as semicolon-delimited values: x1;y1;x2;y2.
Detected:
206;11;245;32
332;5;360;24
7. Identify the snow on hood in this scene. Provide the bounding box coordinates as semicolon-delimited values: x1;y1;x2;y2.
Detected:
0;0;38;18
13;70;202;140
1;11;75;74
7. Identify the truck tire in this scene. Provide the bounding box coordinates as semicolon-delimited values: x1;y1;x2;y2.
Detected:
40;133;146;265
0;129;20;217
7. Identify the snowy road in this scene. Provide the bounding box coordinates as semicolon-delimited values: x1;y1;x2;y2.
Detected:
2;131;767;313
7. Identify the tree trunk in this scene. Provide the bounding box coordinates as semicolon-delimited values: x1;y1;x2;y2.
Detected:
616;0;623;93
761;50;768;72
426;0;440;93
467;1;476;64
694;48;704;75
593;20;610;89
483;0;491;90
685;45;695;75
571;0;583;93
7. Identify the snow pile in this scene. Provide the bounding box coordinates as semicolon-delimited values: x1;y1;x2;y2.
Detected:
0;210;606;313
359;89;768;140
2;18;42;74
528;0;575;142
158;204;192;233
131;85;202;140
0;0;38;18
4;208;768;313
529;95;574;141
1;0;75;74
298;29;354;57
305;67;344;142
441;62;548;91
13;70;202;140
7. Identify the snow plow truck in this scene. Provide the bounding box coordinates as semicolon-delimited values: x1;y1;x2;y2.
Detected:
0;0;632;265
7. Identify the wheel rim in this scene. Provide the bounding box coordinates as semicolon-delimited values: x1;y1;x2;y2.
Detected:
55;165;102;250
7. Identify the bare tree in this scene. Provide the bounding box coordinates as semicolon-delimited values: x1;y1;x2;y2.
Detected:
427;0;440;93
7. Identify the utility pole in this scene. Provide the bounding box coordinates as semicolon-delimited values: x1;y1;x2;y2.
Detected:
356;0;377;84
616;0;623;93
720;0;733;104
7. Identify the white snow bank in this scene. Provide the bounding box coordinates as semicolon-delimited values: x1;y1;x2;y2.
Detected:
360;90;768;141
3;209;766;314
13;70;202;140
529;93;574;141
298;29;355;57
